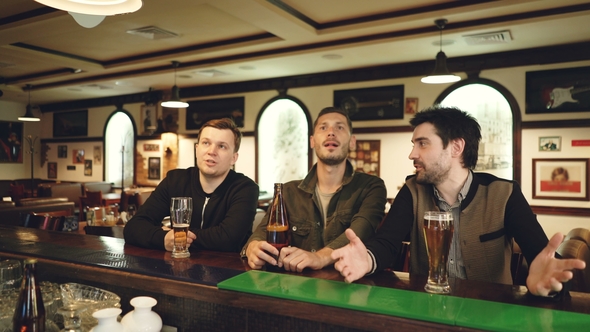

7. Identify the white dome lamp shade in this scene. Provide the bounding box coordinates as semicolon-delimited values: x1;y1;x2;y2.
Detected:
35;0;142;28
19;85;40;122
421;19;461;84
161;61;189;109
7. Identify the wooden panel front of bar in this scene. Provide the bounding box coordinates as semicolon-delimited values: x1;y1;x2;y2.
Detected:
1;225;589;331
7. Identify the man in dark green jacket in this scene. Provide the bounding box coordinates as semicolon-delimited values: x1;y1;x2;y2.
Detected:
124;118;259;252
243;107;386;272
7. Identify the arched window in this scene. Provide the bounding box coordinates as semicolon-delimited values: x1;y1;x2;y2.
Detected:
105;110;136;188
256;96;312;195
436;78;521;182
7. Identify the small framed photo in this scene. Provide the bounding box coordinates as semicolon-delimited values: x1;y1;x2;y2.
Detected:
141;104;158;135
58;145;67;158
532;158;589;201
405;97;418;114
539;136;561;151
72;149;84;164
148;157;161;180
84;160;92;176
47;162;57;179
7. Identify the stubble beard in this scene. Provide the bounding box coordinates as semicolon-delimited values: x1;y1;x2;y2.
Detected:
415;161;451;185
317;146;349;166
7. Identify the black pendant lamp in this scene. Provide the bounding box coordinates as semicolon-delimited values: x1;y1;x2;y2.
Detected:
161;61;189;108
421;19;461;84
18;85;40;122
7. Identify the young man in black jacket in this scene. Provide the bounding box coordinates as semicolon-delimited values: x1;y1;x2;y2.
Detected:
124;118;259;252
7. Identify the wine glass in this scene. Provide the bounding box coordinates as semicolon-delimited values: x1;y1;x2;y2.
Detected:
58;304;87;332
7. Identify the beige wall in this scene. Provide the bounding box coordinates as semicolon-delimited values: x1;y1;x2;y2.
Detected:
1;60;589;236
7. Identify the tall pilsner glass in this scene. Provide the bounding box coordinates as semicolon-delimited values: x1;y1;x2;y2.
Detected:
423;211;454;294
170;197;193;258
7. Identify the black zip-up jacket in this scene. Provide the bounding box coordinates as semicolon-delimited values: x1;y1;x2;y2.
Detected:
124;167;259;252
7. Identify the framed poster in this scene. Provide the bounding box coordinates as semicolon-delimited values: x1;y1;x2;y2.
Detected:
72;149;84;164
93;146;102;165
47;162;57;179
526;66;590;114
348;140;380;176
148;157;161;180
58;145;67;158
186;97;244;130
84;160;92;176
405;97;418;114
161;107;179;133
53;110;88;137
141;104;158;135
334;85;404;121
0;121;23;163
532;158;589;201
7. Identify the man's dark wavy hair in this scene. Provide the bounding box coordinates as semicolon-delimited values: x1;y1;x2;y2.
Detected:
409;105;481;169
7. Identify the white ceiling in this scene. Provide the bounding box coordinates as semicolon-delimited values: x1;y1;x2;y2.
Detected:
1;0;589;105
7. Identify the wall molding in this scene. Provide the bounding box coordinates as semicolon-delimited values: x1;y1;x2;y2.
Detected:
531;206;590;217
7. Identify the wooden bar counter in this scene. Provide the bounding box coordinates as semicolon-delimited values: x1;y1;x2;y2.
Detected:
1;225;589;331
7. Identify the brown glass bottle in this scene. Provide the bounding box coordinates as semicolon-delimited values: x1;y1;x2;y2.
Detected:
266;183;289;268
13;258;45;332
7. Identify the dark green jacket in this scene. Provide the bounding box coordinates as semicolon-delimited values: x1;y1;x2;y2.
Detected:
242;160;386;255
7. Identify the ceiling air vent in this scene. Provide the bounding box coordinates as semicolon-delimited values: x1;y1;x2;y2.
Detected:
195;69;230;77
463;30;512;45
126;26;178;40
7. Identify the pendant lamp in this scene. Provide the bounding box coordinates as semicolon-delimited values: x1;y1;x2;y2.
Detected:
18;85;40;122
161;61;189;108
35;0;141;28
421;19;461;84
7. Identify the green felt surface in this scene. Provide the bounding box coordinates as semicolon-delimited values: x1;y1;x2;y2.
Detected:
218;271;590;331
218;270;460;325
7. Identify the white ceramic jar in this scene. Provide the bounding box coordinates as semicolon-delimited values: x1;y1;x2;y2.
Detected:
90;308;124;332
120;296;162;332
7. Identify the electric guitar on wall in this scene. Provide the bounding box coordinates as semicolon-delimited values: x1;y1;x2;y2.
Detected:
542;85;590;109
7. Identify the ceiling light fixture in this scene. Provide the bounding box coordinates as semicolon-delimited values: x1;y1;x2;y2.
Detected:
161;61;189;109
35;0;142;28
18;85;40;122
421;19;461;84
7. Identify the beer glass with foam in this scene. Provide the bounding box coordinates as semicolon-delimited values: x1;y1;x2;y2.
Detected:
170;197;193;258
423;211;454;294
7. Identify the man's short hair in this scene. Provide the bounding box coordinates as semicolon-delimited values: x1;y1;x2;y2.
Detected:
199;118;242;152
313;107;353;133
409;105;481;169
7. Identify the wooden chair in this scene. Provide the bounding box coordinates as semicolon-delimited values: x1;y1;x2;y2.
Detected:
557;239;590;293
9;183;27;203
79;190;103;221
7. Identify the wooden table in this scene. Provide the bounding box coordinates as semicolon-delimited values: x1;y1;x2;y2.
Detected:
1;225;589;331
102;192;121;206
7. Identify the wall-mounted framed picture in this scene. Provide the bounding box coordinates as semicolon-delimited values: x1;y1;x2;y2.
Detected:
143;144;159;152
141;104;158;135
148;157;161;180
539;136;561;151
186;97;244;130
72;149;84;164
84;160;92;176
93;146;101;165
525;66;590;114
58;145;67;158
405;97;418;114
161;107;179;133
53;110;88;137
334;85;404;121
47;162;57;179
348;140;380;176
0;121;23;163
532;158;589;201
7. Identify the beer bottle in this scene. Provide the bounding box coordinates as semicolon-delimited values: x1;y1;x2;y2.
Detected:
266;183;289;264
13;258;46;332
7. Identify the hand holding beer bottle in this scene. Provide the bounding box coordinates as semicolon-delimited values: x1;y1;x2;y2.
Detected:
266;183;289;269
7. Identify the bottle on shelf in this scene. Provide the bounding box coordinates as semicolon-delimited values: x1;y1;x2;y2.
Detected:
266;183;289;270
13;258;46;332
